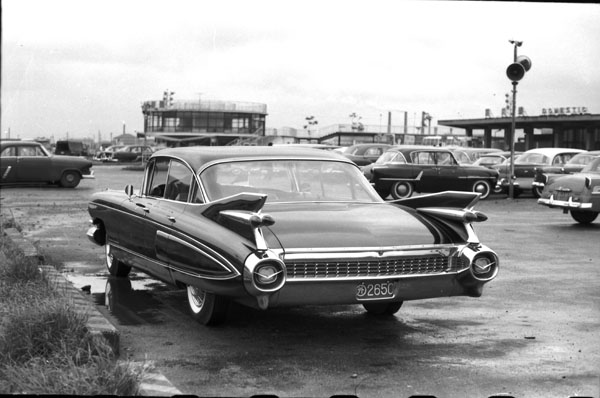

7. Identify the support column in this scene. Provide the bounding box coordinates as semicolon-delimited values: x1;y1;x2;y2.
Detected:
524;126;534;150
553;127;563;147
465;128;473;147
483;128;492;148
504;124;512;151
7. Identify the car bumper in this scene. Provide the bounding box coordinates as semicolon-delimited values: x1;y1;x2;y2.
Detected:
538;195;592;210
82;171;95;179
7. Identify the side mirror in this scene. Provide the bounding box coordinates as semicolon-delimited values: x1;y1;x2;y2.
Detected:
124;185;135;198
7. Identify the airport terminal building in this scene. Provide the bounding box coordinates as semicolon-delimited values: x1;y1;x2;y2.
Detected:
438;107;600;150
141;95;267;146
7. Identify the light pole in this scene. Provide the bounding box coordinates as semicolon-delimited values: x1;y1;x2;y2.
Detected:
506;40;532;199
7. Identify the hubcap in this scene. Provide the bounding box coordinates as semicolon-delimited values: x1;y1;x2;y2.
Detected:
188;286;206;311
396;184;409;196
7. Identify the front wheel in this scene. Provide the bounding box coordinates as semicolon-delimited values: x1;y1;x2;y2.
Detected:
390;182;414;199
472;180;492;200
363;301;403;315
60;171;81;188
187;285;230;326
570;210;598;224
532;186;544;198
105;233;131;277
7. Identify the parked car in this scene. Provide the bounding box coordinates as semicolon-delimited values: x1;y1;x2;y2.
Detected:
86;146;499;325
493;147;586;197
472;151;522;169
55;140;89;156
94;145;125;162
366;146;499;200
0;140;94;188
451;147;503;165
537;155;600;224
532;150;600;197
112;145;155;162
339;143;391;166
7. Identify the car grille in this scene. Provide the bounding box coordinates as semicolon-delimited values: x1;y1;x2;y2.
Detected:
285;255;468;280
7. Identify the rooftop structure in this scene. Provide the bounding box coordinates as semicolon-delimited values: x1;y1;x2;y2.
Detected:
141;94;267;146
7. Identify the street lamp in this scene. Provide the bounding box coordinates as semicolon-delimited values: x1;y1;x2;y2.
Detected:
506;40;532;199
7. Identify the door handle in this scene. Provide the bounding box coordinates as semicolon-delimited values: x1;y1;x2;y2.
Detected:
167;216;176;223
135;203;150;213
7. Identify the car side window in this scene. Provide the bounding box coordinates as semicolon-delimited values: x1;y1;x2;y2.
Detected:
1;147;17;156
19;146;38;156
164;160;193;202
412;152;435;165
436;152;456;165
365;147;383;156
189;178;205;204
146;158;170;198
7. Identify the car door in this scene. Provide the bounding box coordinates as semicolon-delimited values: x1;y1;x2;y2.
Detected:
127;157;188;282
410;150;440;192
15;145;53;182
434;151;460;191
1;145;18;183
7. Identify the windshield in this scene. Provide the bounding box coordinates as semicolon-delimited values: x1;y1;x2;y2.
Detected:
200;159;381;203
581;157;600;173
566;153;594;165
375;151;405;165
515;153;549;164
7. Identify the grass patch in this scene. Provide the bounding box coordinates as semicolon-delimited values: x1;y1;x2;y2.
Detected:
0;223;144;395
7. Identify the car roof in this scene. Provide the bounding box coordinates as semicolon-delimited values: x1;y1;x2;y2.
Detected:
348;143;391;148
522;147;586;156
386;145;454;153
150;145;351;170
0;140;42;147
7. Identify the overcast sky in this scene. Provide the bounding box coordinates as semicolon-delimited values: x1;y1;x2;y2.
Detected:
2;0;599;141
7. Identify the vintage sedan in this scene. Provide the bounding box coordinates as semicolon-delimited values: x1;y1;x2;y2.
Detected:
93;145;125;162
339;143;391;166
472;151;522;169
0;140;94;188
493;147;586;198
451;147;502;165
86;146;499;326
537;156;600;224
532;150;600;197
366;146;499;200
112;145;155;162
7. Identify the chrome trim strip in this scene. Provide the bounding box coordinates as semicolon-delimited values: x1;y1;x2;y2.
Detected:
272;244;460;257
2;166;12;179
111;240;239;281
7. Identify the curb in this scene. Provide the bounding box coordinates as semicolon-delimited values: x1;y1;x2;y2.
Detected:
1;226;183;397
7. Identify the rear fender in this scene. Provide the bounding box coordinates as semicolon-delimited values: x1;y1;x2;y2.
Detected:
392;191;486;244
201;193;273;251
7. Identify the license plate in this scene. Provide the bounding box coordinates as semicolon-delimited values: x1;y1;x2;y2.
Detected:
555;191;571;201
356;281;396;300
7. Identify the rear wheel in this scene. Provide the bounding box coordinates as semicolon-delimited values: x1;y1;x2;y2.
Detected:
390;182;414;199
363;301;403;315
570;210;598;224
105;233;131;277
472;180;492;199
187;285;230;326
60;171;81;188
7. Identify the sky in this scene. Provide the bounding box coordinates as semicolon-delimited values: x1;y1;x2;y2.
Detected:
2;0;600;141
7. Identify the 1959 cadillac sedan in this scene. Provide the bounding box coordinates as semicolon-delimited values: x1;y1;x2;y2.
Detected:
86;146;499;325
